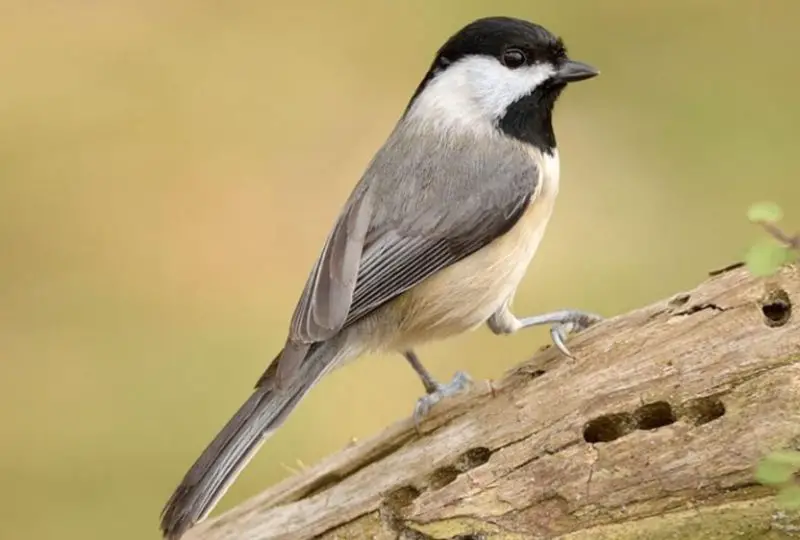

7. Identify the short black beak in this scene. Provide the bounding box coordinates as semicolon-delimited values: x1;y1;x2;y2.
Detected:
553;59;599;83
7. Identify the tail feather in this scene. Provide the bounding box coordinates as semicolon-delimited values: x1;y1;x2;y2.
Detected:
160;342;335;539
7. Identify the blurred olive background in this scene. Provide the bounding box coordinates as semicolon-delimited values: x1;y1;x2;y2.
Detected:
2;1;799;539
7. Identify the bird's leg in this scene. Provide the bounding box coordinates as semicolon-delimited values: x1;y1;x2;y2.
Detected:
403;350;472;427
487;300;602;358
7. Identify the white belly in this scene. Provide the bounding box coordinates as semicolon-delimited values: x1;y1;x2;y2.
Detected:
387;148;560;349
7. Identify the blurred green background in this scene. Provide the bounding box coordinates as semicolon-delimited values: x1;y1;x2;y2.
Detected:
2;1;799;538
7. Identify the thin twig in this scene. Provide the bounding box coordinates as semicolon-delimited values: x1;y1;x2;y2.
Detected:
756;221;800;250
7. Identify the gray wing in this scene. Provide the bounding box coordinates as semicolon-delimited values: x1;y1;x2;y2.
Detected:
279;130;539;381
343;187;533;326
288;191;373;344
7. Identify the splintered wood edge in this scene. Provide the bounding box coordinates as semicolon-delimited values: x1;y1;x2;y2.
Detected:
186;264;800;540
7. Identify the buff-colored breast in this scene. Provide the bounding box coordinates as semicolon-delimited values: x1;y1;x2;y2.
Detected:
383;147;561;351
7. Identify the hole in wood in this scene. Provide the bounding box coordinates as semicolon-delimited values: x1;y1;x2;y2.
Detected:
528;369;546;379
384;485;421;513
400;532;434;540
429;466;459;489
583;412;635;443
762;288;792;327
455;447;492;471
634;401;676;430
683;396;726;426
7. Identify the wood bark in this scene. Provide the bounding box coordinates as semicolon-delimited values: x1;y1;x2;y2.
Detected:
184;264;800;540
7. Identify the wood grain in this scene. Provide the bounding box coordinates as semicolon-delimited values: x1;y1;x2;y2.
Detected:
184;264;800;540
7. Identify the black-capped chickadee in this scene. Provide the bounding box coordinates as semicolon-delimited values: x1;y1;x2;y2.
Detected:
161;15;601;539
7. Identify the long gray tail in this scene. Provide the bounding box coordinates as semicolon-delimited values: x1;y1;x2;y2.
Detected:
160;341;338;539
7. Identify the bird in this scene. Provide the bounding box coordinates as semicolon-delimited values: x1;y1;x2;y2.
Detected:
160;15;601;539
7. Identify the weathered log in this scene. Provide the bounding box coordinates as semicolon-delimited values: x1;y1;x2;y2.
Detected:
184;264;800;540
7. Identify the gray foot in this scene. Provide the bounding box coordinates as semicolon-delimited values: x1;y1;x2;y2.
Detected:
413;370;473;427
403;349;474;428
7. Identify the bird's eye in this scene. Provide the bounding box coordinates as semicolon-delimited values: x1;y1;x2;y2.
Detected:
501;48;526;69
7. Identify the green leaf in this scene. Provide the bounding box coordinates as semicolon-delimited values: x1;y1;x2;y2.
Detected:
756;451;800;485
745;239;792;277
767;450;800;467
748;201;783;223
776;485;800;508
756;460;794;485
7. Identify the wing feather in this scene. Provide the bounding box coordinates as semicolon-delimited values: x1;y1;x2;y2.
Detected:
288;191;372;343
343;190;531;325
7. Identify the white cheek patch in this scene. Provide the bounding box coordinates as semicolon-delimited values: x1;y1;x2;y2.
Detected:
465;58;556;120
407;56;556;132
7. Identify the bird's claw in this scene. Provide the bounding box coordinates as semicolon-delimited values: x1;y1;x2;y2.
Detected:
413;370;473;430
548;312;603;358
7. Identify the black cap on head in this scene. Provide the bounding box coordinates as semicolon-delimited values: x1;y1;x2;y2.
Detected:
435;17;569;72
